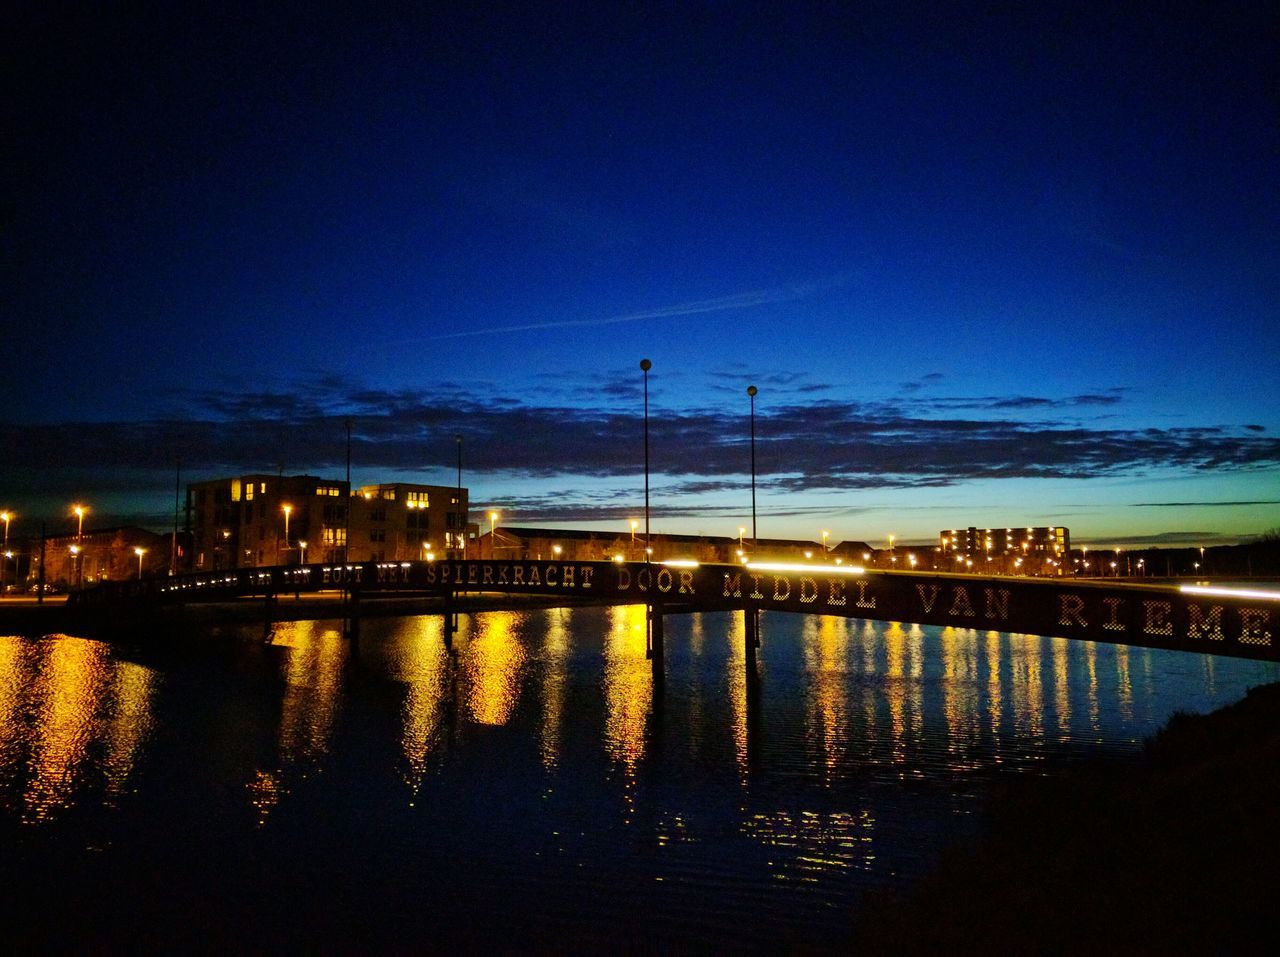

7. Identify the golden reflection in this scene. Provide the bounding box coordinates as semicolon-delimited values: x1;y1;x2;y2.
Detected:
883;622;907;765
464;610;526;727
804;615;851;782
0;637;32;796
941;627;979;765
741;808;876;880
603;604;650;821
391;616;450;795
1052;636;1071;739
1009;634;1044;738
727;610;749;782
24;637;109;822
539;609;570;770
252;619;349;824
985;631;1003;753
1084;640;1101;737
1115;644;1133;722
102;661;158;798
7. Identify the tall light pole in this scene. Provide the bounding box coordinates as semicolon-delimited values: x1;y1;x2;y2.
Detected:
282;504;292;564
747;385;757;549
299;540;308;564
171;458;181;574
134;547;146;579
72;505;87;587
641;359;652;561
1;511;11;548
489;511;499;559
822;529;830;556
344;419;352;564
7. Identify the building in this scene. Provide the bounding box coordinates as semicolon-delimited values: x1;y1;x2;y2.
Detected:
28;526;169;586
350;483;471;561
186;474;471;569
935;525;1071;574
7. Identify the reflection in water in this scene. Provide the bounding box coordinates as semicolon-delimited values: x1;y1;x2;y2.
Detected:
2;613;1277;950
1054;636;1071;740
728;611;750;782
540;609;570;770
250;620;349;824
0;636;159;824
101;660;157;799
804;615;851;783
603;605;650;822
25;638;109;822
465;611;525;727
941;627;979;768
0;638;31;802
1116;645;1133;723
390;616;451;796
741;809;877;882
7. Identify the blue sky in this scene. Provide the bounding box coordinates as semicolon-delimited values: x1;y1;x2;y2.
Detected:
3;2;1277;545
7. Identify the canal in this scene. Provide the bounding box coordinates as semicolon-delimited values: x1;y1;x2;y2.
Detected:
1;606;1275;949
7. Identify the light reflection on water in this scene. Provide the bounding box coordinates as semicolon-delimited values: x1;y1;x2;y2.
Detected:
0;608;1277;947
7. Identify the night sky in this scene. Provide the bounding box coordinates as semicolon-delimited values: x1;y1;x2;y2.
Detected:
4;2;1277;546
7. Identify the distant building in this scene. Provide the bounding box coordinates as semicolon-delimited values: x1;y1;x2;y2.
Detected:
939;526;1070;558
932;525;1071;574
186;474;471;569
29;526;168;586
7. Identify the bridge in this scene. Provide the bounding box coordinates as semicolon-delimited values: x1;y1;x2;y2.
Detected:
65;557;1279;674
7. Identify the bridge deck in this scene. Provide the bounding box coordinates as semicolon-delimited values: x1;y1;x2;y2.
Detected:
65;558;1278;662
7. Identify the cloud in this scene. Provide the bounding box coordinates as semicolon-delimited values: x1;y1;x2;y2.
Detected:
5;380;1279;526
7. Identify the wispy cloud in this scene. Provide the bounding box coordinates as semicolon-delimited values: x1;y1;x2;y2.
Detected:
424;284;817;340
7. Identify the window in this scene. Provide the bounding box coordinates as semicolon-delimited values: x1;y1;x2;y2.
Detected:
322;527;347;546
245;483;254;501
370;529;386;543
369;508;386;522
407;490;429;508
231;479;241;502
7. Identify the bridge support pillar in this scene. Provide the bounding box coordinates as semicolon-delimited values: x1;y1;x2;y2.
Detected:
647;604;665;685
443;590;456;650
744;607;759;671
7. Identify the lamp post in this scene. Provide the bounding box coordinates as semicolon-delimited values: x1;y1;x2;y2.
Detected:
344;419;352;564
489;511;499;559
2;551;10;593
282;504;292;564
747;385;757;549
641;359;652;561
821;529;830;556
299;540;307;564
69;544;81;588
1;511;10;548
73;504;87;541
630;519;638;548
134;547;146;579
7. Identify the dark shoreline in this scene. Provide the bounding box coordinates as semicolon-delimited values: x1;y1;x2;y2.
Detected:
856;680;1280;953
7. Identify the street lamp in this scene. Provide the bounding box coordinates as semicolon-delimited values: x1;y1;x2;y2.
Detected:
631;519;638;546
747;385;758;549
489;511;499;558
282;504;292;562
552;544;562;559
72;504;87;541
299;540;307;564
887;534;895;554
134;547;146;579
0;511;10;548
69;544;81;587
821;529;830;555
641;359;652;562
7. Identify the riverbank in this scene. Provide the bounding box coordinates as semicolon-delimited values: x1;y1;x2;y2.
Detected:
857;680;1280;952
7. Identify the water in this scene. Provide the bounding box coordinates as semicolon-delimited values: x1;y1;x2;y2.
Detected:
1;606;1275;950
